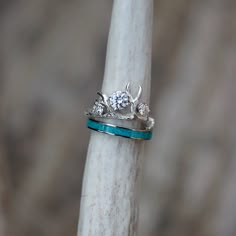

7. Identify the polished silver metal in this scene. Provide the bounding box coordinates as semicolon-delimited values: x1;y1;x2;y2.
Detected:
85;83;155;130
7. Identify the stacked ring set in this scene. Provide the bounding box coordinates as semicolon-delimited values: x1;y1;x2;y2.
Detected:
85;83;155;140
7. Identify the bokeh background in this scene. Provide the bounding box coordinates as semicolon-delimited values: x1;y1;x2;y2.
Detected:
0;0;235;236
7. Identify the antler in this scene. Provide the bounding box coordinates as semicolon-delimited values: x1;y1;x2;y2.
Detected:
97;92;109;106
125;82;131;93
133;85;142;103
125;82;142;102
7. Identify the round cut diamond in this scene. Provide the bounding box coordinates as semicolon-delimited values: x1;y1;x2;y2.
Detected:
92;101;105;115
108;91;130;111
136;103;150;116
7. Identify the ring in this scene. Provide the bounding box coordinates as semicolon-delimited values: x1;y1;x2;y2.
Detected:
85;83;155;130
87;119;153;140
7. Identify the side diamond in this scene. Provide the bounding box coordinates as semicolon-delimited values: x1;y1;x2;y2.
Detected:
92;101;106;115
136;103;150;116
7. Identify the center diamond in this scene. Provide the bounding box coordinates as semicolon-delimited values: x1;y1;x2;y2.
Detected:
108;91;130;111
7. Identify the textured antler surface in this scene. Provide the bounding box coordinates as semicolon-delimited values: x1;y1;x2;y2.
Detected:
77;0;153;235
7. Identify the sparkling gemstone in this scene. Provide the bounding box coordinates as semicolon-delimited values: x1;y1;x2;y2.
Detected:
92;101;105;115
136;103;150;116
108;91;130;111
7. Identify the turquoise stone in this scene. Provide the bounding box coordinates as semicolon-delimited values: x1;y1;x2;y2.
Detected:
87;119;152;140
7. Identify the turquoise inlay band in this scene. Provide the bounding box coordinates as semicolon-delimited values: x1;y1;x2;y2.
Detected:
87;119;152;140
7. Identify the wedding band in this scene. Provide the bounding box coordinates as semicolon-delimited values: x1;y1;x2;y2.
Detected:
87;119;152;140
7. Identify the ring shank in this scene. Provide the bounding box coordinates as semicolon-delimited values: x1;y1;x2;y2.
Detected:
87;119;152;140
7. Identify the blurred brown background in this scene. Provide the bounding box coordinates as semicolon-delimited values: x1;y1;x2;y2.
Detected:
0;0;235;236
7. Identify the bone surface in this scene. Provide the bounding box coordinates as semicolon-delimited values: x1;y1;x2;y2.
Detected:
77;0;153;235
